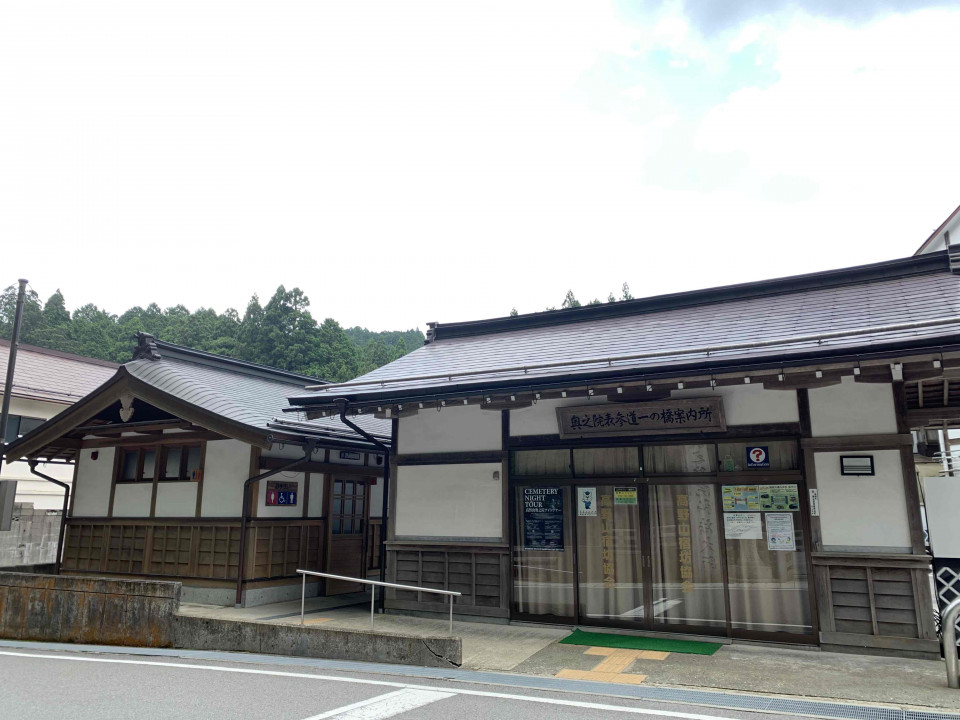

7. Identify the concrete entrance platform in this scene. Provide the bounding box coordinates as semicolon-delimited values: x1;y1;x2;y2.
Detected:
179;599;960;711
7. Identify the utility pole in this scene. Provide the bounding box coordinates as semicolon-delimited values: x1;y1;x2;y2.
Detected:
0;279;29;531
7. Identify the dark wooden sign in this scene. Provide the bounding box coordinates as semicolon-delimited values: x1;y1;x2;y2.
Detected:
556;397;725;438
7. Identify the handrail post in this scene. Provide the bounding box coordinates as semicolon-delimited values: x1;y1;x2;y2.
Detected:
449;594;453;635
370;583;375;630
945;597;960;689
301;573;306;627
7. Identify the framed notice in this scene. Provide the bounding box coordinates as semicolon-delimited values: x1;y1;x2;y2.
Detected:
766;513;796;551
522;487;564;551
724;512;763;540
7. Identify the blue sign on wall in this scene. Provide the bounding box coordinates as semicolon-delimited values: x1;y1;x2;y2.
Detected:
746;446;770;468
266;480;298;506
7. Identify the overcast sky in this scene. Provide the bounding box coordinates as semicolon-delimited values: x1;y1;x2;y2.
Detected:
2;1;959;332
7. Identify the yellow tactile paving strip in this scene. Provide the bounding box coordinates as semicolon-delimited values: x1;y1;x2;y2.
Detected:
555;646;669;685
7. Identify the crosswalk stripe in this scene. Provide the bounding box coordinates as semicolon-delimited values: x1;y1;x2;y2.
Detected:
304;688;454;719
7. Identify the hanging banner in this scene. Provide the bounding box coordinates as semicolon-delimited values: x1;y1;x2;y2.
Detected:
614;487;638;505
759;484;800;511
766;513;796;551
724;512;763;540
556;398;725;438
577;487;597;516
522;487;564;551
722;485;760;512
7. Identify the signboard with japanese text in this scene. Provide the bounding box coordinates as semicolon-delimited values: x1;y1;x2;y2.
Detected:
723;512;763;540
556;398;725;438
265;480;298;506
522;487;564;551
759;484;800;511
766;513;796;551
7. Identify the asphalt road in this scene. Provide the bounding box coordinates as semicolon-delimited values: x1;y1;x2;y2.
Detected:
0;646;816;720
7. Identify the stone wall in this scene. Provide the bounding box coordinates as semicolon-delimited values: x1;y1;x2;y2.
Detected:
0;572;180;647
0;504;62;568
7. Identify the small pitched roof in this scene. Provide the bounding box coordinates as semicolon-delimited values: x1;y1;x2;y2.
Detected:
0;340;117;405
4;335;389;463
289;252;960;408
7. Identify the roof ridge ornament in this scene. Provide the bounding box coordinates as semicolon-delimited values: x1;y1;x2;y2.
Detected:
132;332;162;361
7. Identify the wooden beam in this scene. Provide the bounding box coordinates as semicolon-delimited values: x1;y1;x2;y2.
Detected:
800;434;913;450
81;431;226;449
258;457;384;477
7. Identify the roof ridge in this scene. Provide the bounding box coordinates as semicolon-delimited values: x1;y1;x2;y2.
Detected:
430;251;950;342
0;338;119;368
132;333;328;386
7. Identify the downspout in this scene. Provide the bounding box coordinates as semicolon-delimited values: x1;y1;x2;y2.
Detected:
28;461;69;575
235;441;315;607
335;399;390;612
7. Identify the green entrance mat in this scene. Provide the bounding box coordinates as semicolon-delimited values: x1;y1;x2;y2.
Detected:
559;629;721;655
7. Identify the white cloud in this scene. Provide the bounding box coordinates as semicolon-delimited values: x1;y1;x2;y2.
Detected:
0;1;958;333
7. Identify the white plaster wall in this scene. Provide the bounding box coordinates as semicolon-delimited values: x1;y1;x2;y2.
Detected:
510;385;798;437
112;482;152;517
201;439;251;517
308;475;324;517
5;397;74;508
154;482;198;517
922;475;960;557
510;396;609;436
400;404;501;453
72;447;115;517
256;471;304;518
369;477;384;518
670;384;798;426
809;377;898;437
814;450;911;549
395;463;502;539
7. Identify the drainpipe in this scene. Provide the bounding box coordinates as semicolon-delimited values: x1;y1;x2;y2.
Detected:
27;461;69;575
335;399;390;612
235;441;315;607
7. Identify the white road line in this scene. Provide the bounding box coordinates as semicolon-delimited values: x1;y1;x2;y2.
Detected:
0;649;731;720
304;688;454;719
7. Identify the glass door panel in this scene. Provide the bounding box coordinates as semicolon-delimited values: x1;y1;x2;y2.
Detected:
513;485;576;620
648;484;727;629
575;486;646;623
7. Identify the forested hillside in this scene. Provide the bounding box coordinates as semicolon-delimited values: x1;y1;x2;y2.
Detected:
0;284;423;382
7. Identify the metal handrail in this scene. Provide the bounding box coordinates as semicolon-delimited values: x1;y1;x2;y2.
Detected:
296;569;461;634
944;597;960;690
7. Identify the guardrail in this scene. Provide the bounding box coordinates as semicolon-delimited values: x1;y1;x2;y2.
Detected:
944;597;960;690
296;569;461;634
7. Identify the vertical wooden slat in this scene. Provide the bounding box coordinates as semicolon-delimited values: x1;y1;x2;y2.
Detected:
865;567;879;636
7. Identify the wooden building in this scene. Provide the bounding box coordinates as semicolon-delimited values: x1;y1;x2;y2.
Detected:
4;334;389;606
287;251;960;658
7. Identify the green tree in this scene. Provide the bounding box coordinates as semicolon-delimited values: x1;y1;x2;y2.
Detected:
621;282;633;301
561;290;580;309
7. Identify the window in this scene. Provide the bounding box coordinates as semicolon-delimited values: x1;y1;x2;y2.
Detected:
3;415;44;444
332;479;365;535
117;444;202;483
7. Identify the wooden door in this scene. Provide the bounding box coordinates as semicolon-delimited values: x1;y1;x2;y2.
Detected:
325;477;369;594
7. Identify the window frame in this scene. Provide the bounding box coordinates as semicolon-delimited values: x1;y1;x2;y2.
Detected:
115;443;203;484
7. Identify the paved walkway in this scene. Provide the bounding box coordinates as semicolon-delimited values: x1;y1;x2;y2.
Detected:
179;599;960;711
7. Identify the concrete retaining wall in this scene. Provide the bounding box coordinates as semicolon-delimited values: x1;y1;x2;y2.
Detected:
0;572;180;647
172;615;462;668
0;571;462;668
0;504;61;568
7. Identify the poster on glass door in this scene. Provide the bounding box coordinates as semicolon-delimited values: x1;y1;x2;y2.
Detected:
522;487;564;551
577;487;597;516
765;513;796;551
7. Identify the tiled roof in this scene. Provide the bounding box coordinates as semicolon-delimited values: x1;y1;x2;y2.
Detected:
124;353;389;442
0;341;117;404
289;252;960;406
